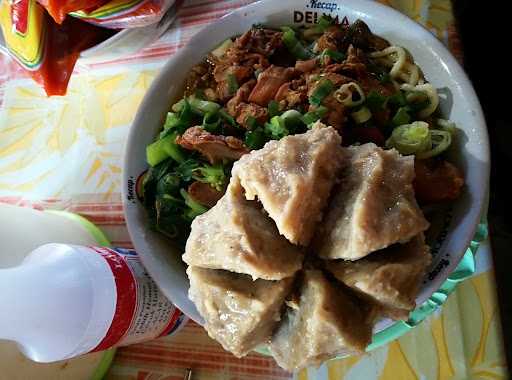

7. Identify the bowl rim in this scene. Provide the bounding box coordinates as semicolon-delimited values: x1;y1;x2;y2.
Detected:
122;0;490;328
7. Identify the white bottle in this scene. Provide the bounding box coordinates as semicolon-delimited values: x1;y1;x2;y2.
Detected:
0;243;187;363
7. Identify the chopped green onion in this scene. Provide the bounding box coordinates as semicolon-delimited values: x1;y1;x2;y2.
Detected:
318;14;335;30
245;127;267;149
351;106;372;124
219;109;237;127
264;115;289;140
365;90;387;111
388;91;407;107
377;72;391;83
406;98;431;114
281;26;313;60
281;108;302;120
386;121;431;155
268;100;280;118
180;189;208;220
202;112;221;133
245;116;258;130
334;82;365;107
392;107;411;126
302;16;334;41
281;109;304;133
227;73;239;95
416;130;452;159
320;49;346;63
309;79;334;106
302;106;328;125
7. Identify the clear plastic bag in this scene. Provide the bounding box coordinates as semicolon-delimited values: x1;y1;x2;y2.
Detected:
0;0;114;96
37;0;110;24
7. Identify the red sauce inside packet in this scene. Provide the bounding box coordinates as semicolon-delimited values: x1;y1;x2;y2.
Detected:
32;15;114;96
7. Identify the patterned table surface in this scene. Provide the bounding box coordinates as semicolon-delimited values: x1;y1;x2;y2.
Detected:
0;1;507;379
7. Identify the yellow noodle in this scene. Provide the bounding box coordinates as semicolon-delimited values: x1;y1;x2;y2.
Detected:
334;82;365;107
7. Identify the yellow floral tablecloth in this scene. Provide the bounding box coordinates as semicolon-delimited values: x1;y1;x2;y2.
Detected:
0;1;507;379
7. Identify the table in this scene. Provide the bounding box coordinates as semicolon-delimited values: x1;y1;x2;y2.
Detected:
0;1;508;379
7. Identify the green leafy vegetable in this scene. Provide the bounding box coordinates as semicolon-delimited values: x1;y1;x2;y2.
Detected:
192;163;226;191
146;132;185;167
194;89;206;100
174;96;221;115
156;173;180;196
202;112;221;133
175;159;200;182
281;26;313;60
171;99;186;113
142;159;174;209
180;189;208;220
188;96;221;114
163;112;179;130
161;100;194;137
163;131;185;163
154;194;188;238
309;79;334;106
219;109;237;127
146;138;171;167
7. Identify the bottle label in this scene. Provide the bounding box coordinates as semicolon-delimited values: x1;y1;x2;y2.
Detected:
89;247;186;352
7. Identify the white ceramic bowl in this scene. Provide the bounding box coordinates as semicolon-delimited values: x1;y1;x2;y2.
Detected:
123;0;490;327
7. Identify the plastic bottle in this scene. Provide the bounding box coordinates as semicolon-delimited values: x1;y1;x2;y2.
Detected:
0;243;187;363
